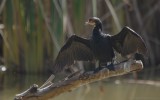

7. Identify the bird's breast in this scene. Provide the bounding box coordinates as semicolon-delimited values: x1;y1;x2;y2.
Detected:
91;36;114;61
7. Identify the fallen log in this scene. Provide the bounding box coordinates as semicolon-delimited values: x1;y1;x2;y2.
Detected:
14;60;143;100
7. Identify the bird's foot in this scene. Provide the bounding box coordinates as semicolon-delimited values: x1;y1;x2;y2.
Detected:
105;63;115;71
94;63;115;73
94;66;104;73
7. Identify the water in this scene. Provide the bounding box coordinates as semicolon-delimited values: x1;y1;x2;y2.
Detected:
0;74;160;100
0;74;48;100
54;82;160;100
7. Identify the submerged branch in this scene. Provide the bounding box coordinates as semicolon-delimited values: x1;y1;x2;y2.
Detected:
14;60;143;100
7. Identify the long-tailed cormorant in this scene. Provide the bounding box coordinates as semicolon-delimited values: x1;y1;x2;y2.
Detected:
53;17;147;73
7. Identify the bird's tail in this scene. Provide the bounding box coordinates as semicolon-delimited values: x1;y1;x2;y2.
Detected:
52;64;63;74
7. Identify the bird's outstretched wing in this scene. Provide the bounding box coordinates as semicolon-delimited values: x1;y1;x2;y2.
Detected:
53;35;94;73
111;26;147;57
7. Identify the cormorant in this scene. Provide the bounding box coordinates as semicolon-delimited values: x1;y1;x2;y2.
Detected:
53;17;147;73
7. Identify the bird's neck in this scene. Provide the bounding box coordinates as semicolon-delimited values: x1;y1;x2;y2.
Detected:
92;23;102;36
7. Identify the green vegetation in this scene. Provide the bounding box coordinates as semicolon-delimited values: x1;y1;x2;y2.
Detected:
2;0;63;73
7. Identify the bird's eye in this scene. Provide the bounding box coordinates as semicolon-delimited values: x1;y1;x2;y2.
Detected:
89;19;94;23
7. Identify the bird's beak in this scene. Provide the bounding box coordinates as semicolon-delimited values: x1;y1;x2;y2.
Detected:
85;21;89;25
85;21;95;26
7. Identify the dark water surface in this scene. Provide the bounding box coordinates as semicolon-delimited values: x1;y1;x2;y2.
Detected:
0;74;160;100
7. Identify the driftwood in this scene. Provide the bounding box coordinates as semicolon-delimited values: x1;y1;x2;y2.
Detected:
14;60;143;100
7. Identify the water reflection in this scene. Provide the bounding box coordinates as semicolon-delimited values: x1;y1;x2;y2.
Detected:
0;74;160;100
54;82;160;100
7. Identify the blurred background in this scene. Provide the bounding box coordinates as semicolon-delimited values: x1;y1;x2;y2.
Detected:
0;0;160;100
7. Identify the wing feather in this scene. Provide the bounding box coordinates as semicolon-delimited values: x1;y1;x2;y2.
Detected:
111;26;147;57
53;35;94;73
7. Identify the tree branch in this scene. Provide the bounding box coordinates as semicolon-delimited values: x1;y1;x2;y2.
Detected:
14;60;143;100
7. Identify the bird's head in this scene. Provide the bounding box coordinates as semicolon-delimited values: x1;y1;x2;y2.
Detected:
85;17;102;31
85;17;102;26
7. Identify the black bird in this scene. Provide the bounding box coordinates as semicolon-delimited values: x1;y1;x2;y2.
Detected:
53;17;147;73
